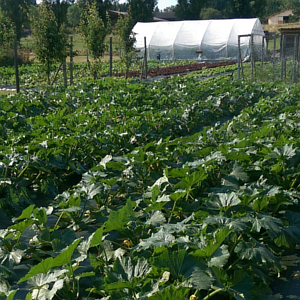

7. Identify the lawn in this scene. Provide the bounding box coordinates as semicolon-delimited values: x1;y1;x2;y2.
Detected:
20;32;121;63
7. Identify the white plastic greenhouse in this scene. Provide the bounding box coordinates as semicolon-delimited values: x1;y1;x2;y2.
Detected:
133;18;266;61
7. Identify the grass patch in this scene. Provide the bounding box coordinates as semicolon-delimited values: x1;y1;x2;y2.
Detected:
0;89;16;95
20;32;120;58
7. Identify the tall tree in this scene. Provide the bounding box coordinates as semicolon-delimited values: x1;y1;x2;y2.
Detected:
48;0;71;27
31;1;68;84
228;0;267;18
0;8;15;61
128;0;157;24
67;3;81;28
0;0;32;41
78;0;113;26
175;0;206;20
79;1;109;78
111;1;128;12
114;9;135;78
203;0;228;16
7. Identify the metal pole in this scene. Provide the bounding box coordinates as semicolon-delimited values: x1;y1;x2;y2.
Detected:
109;36;113;77
251;34;254;79
281;34;284;80
63;58;67;86
144;36;147;80
293;34;298;83
238;36;241;79
273;33;276;80
261;35;264;68
70;36;73;86
14;38;20;93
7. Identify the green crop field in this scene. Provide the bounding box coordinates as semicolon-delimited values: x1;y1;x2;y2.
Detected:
0;63;300;300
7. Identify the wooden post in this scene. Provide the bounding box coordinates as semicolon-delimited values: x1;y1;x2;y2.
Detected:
238;36;241;79
144;36;147;80
70;36;73;86
63;58;67;86
14;38;20;93
273;33;276;80
293;34;298;83
281;34;285;80
109;36;113;77
251;34;254;79
261;35;264;68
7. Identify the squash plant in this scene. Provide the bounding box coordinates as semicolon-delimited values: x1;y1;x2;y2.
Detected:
1;69;300;300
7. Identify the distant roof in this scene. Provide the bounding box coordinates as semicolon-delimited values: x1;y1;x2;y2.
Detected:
108;10;173;22
266;8;293;19
154;12;177;21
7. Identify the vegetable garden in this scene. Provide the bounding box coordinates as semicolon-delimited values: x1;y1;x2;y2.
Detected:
1;63;300;300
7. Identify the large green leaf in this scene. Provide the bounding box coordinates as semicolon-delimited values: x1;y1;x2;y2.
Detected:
90;225;104;248
104;198;135;232
12;204;35;222
19;257;54;283
228;269;255;300
135;229;175;251
251;214;282;238
52;238;81;268
105;256;152;291
214;192;241;209
234;239;278;268
153;248;206;280
148;285;190;300
113;256;152;282
191;227;231;259
230;162;249;182
153;249;186;280
146;211;166;226
208;244;230;268
175;169;208;189
187;267;214;290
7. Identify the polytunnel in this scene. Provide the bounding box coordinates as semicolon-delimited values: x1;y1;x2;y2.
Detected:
132;18;266;61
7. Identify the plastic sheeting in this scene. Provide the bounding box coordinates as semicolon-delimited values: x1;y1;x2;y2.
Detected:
133;18;265;61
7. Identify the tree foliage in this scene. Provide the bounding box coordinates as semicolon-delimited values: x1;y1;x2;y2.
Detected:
172;0;298;20
79;1;108;60
67;3;81;28
0;9;15;61
175;0;206;20
31;1;68;84
114;8;135;78
77;0;112;27
79;1;109;78
48;0;71;27
200;7;222;19
128;0;157;24
228;0;267;18
0;0;32;41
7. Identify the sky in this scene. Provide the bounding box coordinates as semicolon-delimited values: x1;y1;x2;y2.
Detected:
156;0;177;11
36;0;177;11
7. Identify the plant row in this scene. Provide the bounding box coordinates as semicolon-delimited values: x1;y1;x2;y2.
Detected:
1;73;299;299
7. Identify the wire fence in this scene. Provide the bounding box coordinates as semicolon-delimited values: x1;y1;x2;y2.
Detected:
238;31;300;84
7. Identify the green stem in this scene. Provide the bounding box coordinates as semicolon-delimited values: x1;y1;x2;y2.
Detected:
203;288;224;300
168;200;177;224
225;258;241;272
53;211;64;231
17;163;29;178
69;263;77;299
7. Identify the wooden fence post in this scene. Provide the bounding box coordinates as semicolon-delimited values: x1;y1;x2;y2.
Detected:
109;36;113;77
14;38;20;93
70;36;73;86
